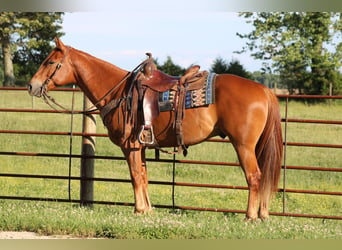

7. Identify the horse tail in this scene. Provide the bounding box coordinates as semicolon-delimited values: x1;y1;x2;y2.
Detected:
256;90;283;201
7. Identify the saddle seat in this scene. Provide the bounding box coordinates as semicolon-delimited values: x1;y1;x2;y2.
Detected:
138;63;201;92
141;70;179;92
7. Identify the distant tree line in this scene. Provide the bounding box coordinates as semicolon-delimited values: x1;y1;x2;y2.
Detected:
154;55;282;90
155;55;255;79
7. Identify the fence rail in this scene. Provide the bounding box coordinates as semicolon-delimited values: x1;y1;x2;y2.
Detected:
0;87;341;220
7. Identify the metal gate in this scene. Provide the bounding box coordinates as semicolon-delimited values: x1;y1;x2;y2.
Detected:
0;87;341;220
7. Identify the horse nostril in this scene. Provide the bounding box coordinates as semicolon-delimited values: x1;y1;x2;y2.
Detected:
27;84;32;92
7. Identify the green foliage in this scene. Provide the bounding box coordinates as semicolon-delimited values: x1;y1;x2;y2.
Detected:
155;56;186;76
210;56;253;79
252;71;282;89
226;60;253;79
237;12;342;95
156;56;254;80
210;56;228;74
0;12;64;86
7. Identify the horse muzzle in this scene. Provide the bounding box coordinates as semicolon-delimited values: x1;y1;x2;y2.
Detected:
28;82;45;97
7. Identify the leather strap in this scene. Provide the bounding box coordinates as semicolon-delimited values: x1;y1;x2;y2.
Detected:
174;84;188;156
100;97;126;121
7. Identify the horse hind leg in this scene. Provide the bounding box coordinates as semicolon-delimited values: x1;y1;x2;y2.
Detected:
234;144;262;221
259;188;271;220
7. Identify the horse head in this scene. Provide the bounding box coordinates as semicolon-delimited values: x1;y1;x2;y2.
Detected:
28;37;76;97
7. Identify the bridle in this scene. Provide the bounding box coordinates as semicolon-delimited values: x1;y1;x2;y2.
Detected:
40;46;81;112
41;46;71;97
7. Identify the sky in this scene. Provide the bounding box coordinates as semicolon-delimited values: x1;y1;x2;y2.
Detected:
60;11;264;72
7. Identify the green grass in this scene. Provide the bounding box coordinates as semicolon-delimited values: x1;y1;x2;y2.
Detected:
0;90;341;239
0;201;341;239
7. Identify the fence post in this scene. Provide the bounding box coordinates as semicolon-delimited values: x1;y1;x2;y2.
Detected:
282;97;289;214
80;95;96;207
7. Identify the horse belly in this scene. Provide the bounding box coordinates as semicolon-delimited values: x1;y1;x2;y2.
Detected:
182;106;218;145
152;105;218;147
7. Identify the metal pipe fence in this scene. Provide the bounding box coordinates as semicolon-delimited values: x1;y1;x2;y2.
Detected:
0;87;341;220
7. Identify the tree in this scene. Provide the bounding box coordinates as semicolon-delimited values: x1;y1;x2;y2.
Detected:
0;12;64;86
252;71;282;89
155;56;185;76
0;55;3;85
237;12;342;95
210;56;253;79
210;56;228;74
226;59;253;79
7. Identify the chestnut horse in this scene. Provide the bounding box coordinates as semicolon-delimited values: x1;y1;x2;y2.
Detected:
28;38;283;220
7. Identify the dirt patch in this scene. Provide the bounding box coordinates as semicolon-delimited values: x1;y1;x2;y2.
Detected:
0;231;91;239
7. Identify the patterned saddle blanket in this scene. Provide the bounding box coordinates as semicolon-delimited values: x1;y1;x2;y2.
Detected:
159;73;216;112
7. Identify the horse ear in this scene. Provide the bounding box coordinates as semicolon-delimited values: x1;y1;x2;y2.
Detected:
54;37;66;51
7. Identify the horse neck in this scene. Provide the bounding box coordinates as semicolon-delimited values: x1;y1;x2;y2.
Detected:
70;48;129;108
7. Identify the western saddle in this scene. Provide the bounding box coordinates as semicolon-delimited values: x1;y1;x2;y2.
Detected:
135;53;209;155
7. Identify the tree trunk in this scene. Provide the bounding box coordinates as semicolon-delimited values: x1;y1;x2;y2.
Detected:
1;36;15;86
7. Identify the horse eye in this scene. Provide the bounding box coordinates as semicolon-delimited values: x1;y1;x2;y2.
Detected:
48;61;55;65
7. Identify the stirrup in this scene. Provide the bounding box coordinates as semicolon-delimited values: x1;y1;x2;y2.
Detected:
138;125;155;145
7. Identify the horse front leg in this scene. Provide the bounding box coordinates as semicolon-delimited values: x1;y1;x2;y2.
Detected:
122;144;152;213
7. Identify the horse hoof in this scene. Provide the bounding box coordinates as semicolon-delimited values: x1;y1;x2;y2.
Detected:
259;212;270;221
244;216;259;223
134;207;153;214
259;214;269;221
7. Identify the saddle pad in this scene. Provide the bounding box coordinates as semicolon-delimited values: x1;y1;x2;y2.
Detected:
159;73;216;111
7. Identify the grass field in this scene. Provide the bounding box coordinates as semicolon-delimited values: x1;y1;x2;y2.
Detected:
0;89;341;239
